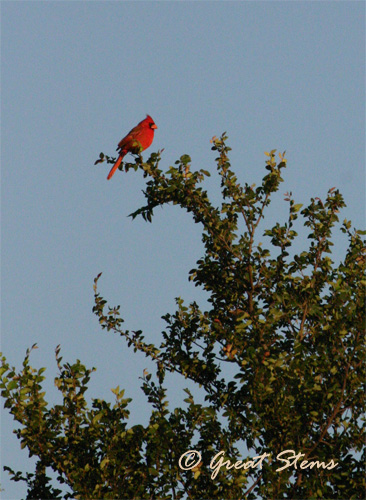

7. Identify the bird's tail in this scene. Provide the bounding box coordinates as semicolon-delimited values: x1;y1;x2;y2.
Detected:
107;152;126;180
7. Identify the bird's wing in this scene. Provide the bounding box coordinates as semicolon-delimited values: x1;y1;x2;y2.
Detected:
117;133;134;150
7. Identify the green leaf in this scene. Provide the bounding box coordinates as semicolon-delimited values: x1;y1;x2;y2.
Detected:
293;203;303;212
7;380;17;391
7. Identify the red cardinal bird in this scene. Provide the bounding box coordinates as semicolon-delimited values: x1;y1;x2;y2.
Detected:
107;115;157;180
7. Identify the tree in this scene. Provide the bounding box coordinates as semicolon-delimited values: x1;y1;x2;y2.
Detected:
1;135;365;499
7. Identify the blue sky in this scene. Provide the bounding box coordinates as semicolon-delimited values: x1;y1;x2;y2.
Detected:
1;2;365;498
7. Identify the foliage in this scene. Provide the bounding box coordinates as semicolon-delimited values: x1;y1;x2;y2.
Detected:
1;135;365;499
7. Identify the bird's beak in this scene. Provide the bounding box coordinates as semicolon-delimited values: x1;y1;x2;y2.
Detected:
151;123;158;129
